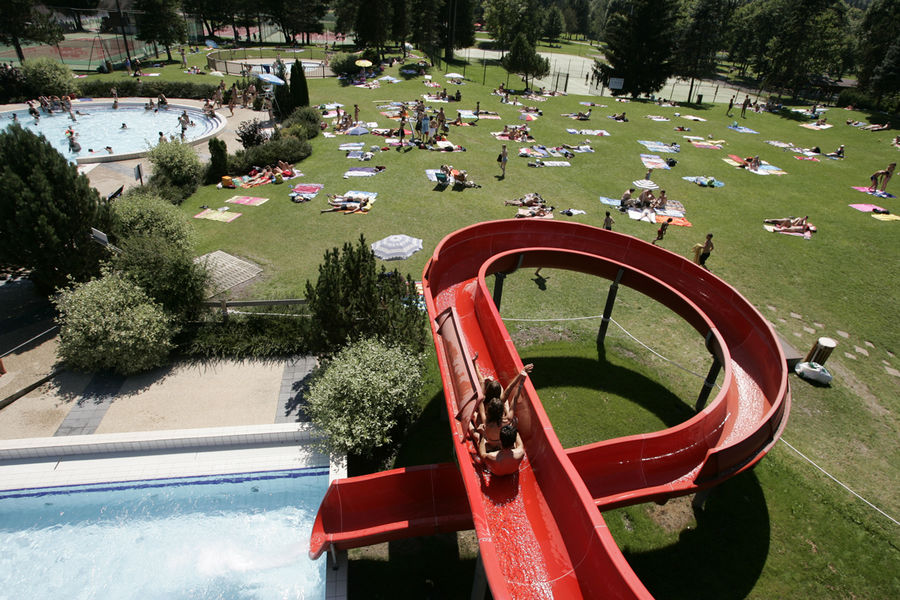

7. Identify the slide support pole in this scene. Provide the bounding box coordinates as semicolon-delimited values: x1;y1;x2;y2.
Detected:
597;268;625;348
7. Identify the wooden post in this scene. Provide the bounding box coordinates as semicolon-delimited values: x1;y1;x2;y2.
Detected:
597;268;625;348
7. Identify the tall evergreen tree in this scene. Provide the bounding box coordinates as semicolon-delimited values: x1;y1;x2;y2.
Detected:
857;0;900;94
290;59;310;108
0;125;110;292
673;0;727;103
595;0;677;97
135;0;188;61
501;33;551;89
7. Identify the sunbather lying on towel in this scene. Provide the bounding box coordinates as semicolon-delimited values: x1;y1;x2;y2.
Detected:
321;195;372;214
516;205;554;218
440;164;481;188
863;122;890;131
765;216;808;228
505;192;544;207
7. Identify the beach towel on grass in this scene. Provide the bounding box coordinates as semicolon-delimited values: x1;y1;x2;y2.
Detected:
194;208;241;222
655;208;686;218
683;176;724;187
517;208;554;219
656;214;691;227
627;209;657;223
638;140;679;153
290;183;324;200
728;125;759;134
763;224;814;238
567;129;610;136
343;167;382;178
871;213;900;221
793;155;820;161
640;154;670;170
691;141;722;149
519;147;547;157
765;140;797;150
225;196;268;206
646;115;670;121
599;196;621;207
800;122;833;130
851;186;896;198
538;161;571;167
682;115;707;122
346;150;366;160
339;142;366;151
848;203;886;212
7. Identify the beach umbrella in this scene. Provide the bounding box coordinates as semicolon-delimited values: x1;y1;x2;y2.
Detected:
371;235;424;260
445;72;464;79
632;179;659;189
346;126;369;136
355;59;373;68
257;72;285;85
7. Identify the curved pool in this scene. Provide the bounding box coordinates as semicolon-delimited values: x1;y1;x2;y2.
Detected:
1;101;226;164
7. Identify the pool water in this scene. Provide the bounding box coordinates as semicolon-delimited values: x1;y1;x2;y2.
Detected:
0;467;329;599
2;103;221;162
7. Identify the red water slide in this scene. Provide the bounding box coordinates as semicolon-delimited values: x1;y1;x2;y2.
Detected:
310;220;790;599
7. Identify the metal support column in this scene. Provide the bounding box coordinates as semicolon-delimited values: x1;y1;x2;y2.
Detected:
692;488;712;512
596;268;625;348
695;331;722;412
470;551;488;600
492;272;506;309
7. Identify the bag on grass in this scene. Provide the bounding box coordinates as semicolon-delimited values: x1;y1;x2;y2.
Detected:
497;153;502;162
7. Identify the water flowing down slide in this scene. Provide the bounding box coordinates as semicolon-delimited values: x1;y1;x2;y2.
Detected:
310;220;790;599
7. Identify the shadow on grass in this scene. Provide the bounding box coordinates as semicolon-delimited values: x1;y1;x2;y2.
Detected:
625;470;771;600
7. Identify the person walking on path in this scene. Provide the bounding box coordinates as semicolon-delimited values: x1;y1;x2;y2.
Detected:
499;144;508;179
653;218;673;244
727;95;734;117
603;211;615;231
741;95;751;118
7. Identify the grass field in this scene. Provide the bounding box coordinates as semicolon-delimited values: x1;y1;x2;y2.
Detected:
130;49;900;597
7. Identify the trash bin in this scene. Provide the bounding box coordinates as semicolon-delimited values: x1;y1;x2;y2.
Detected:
696;94;703;104
804;337;837;365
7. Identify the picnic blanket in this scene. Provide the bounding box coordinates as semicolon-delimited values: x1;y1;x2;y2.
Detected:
225;195;268;206
683;176;724;187
728;124;759;134
691;140;722;149
566;129;610;136
640;154;670;170
343;166;384;178
656;214;691;227
193;208;241;222
871;213;900;221
638;140;680;153
848;203;886;212
851;186;896;198
290;183;324;201
800;122;833;130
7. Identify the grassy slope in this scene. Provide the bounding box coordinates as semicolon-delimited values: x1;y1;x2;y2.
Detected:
167;55;899;597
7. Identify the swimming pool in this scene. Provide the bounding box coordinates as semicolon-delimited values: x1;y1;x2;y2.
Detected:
0;467;329;599
1;102;225;164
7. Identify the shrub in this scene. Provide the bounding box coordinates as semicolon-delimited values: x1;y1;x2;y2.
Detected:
282;105;321;139
236;118;269;148
21;58;76;98
305;338;424;459
230;136;312;174
55;272;176;374
304;235;427;354
205;137;229;184
146;140;202;203
113;234;208;320
0;66;27;104
111;189;195;251
0;125;111;292
180;314;312;358
329;53;359;78
77;79;218;101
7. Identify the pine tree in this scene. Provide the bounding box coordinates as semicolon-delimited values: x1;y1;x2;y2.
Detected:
0;125;110;292
290;59;310;109
501;33;550;90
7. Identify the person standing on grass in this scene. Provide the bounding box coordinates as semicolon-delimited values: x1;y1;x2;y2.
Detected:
879;162;896;192
727;95;734;116
499;144;508;178
697;233;714;269
653;218;673;244
603;211;615;231
741;95;751;118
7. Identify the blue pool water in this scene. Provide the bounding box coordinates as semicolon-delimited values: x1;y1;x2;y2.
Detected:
0;468;329;599
1;103;222;162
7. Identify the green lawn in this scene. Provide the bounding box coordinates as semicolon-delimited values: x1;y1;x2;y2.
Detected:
156;50;900;598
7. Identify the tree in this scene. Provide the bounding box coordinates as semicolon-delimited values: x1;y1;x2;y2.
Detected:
869;38;900;101
501;33;551;89
146;139;203;202
594;0;677;97
20;58;77;98
542;6;565;44
484;0;542;48
0;125;110;292
305;338;424;459
135;0;188;62
355;0;393;57
857;0;900;96
673;0;727;103
183;0;227;38
65;0;100;33
392;0;410;54
290;59;310;109
54;271;176;375
304;235;427;354
0;0;63;63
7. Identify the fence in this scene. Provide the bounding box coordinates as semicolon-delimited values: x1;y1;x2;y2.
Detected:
0;34;156;71
206;48;332;78
202;298;307;320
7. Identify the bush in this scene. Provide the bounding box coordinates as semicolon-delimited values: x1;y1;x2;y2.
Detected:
236;118;270;148
146;140;202;203
55;272;176;374
329;53;359;78
180;314;312;358
111;189;195;251
113;234;208;320
282;105;321;139
304;235;428;354
305;338;424;459
77;79;218;101
205;137;229;184
21;58;76;98
0;66;27;104
230;136;312;174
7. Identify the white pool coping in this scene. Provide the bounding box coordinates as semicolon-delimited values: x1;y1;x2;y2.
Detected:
0;423;347;600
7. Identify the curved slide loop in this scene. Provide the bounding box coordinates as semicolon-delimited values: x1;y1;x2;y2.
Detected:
310;220;790;599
